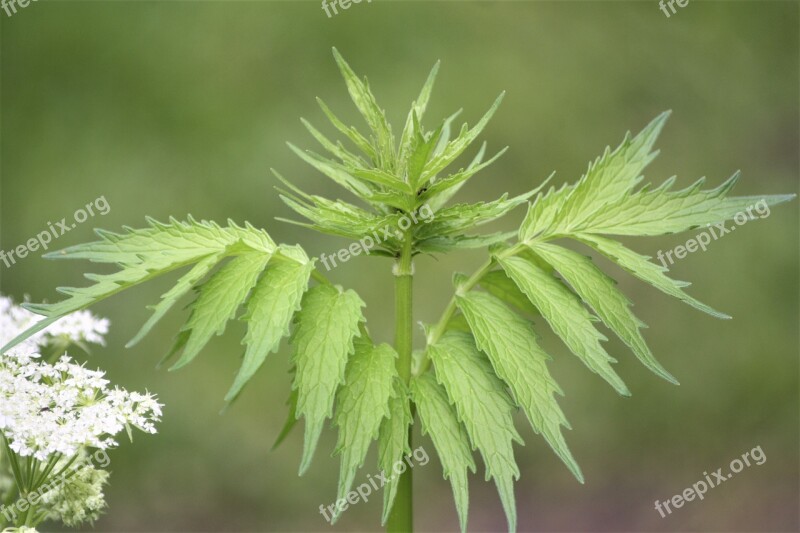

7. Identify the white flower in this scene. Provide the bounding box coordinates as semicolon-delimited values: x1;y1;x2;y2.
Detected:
0;296;109;358
0;296;161;461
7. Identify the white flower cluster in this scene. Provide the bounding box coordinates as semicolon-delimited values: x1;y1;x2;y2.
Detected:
0;296;109;357
0;296;161;461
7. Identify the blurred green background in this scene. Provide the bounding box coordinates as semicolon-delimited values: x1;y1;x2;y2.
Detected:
1;1;797;531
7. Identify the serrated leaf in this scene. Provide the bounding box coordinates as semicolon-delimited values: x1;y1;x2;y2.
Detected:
416;192;533;240
272;385;299;451
418;146;507;206
292;284;365;474
332;340;397;522
397;60;440;170
5;218;278;354
557;112;669;229
171;252;270;370
455;291;583;483
378;380;413;524
407;114;444;189
578;173;795;236
421;93;504;183
332;48;394;169
415;231;516;254
316;97;376;161
411;373;475;533
428;331;520;533
301;117;366;168
225;252;314;401
479;270;539;316
127;252;224;348
498;255;630;396
529;242;678;384
288;144;373;199
574;234;730;319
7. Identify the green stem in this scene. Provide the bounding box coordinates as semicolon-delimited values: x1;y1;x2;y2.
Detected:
420;243;526;374
386;235;414;533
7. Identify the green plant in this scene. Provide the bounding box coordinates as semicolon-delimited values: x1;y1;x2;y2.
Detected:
2;49;793;532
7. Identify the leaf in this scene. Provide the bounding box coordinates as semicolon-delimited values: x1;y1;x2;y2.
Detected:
478;270;539;316
577;173;795;236
418;146;507;206
416;192;533;240
127;253;223;348
272;386;299;451
291;284;366;474
5;218;277;353
498;255;630;396
301;117;366;168
415;231;516;254
287;144;374;199
226;250;314;401
529;242;678;384
421;93;504;183
316;97;376;161
332;339;398;522
556;112;669;230
407;114;444;189
411;373;475;533
574;234;730;319
398;61;441;170
171;252;270;370
428;331;521;533
377;380;413;524
332;48;394;168
455;291;583;482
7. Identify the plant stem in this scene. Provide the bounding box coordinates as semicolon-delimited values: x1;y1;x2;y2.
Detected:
419;242;526;374
387;235;414;533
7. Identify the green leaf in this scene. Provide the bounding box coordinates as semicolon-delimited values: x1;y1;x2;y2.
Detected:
428;331;521;533
411;373;475;533
574;234;730;319
316;97;376;161
332;339;398;522
332;48;394;168
416;192;533;240
407;114;444;189
418;146;507;206
478;270;539;316
529;242;677;384
170;252;269;370
272;385;299;451
127;252;223;348
301;117;366;168
398;61;441;170
415;231;516;255
287;144;374;199
577;173;795;236
455;291;583;483
421;93;504;183
498;255;630;396
292;284;366;474
6;218;277;353
351;168;411;193
377;380;413;524
556;112;669;230
226;250;315;401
